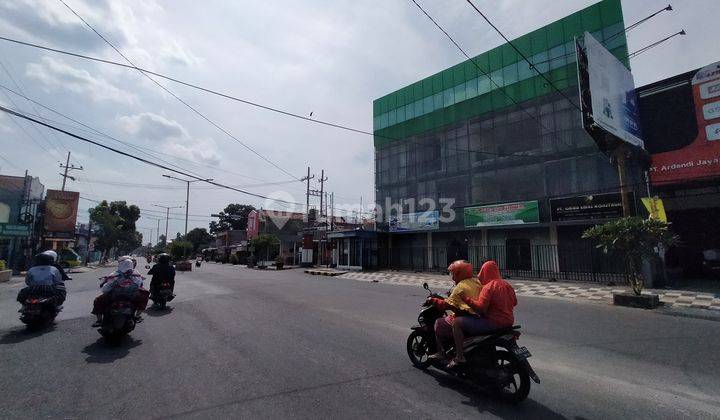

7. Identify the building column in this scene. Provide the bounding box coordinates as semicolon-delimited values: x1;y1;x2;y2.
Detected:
426;232;433;269
549;224;560;273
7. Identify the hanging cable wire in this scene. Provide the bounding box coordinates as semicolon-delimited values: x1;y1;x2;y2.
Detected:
56;0;301;182
0;104;303;205
0;82;283;183
464;0;581;112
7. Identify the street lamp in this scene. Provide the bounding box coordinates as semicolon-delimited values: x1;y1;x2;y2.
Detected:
162;174;213;236
152;204;183;243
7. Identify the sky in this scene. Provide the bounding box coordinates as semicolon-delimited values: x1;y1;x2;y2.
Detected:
0;0;717;243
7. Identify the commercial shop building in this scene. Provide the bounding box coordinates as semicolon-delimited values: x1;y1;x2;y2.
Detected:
373;0;644;281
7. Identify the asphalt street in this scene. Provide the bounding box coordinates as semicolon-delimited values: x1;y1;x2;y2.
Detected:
1;260;719;419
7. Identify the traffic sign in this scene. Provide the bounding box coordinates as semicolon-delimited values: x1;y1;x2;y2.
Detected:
0;224;30;237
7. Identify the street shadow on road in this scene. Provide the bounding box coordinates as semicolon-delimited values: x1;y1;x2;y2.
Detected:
144;306;174;317
82;337;142;363
0;324;57;345
422;368;567;419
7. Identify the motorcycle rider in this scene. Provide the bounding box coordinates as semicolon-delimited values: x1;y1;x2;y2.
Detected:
148;253;176;299
42;250;72;282
426;260;481;363
450;260;517;367
91;258;149;327
17;252;67;306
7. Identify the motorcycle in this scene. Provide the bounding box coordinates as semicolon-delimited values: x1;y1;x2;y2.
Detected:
19;296;61;328
97;276;139;343
150;282;175;309
406;282;540;404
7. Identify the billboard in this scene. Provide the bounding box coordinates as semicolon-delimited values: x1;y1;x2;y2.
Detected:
550;192;630;222
464;201;539;228
389;211;439;232
44;189;79;233
578;32;644;149
648;61;720;184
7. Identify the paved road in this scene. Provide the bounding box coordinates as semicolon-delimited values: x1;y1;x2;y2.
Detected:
1;260;719;419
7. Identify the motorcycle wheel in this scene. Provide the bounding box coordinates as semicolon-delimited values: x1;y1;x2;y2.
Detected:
493;349;531;404
406;331;432;369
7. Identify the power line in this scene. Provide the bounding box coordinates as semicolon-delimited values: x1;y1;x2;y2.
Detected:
0;82;281;183
464;0;581;112
57;0;301;182
0;104;306;206
0;58;68;153
0;34;556;158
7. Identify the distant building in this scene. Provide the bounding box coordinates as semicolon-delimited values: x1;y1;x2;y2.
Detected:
0;174;44;272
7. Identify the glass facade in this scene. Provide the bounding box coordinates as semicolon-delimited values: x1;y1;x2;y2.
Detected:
373;0;629;145
373;0;642;231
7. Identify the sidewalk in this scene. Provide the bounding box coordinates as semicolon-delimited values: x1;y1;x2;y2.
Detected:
333;271;720;312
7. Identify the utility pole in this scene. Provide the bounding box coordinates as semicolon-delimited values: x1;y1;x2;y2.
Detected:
84;219;92;266
162;174;213;236
156;218;161;245
300;167;314;218
318;169;327;218
153;204;183;244
59;151;83;191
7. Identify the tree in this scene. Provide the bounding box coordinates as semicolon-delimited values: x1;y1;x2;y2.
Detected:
89;200;141;260
152;235;167;255
184;227;214;252
209;204;256;234
169;240;193;261
250;233;280;261
583;217;677;295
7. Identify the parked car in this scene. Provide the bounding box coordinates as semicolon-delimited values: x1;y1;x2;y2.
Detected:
58;248;81;268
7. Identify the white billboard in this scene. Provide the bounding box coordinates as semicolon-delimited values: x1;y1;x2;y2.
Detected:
389;211;439;232
583;32;644;148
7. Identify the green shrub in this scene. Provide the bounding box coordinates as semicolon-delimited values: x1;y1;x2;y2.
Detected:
0;260;6;271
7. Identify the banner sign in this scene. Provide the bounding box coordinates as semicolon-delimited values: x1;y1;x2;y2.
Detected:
578;32;644;149
389;211;439;232
464;201;539;228
44;189;79;233
649;61;720;184
641;197;667;222
0;224;30;237
550;192;629;222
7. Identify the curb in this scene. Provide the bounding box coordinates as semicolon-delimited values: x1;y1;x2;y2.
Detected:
305;270;347;277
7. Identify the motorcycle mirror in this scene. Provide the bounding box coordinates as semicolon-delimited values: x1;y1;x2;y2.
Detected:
422;282;429;291
145;265;150;269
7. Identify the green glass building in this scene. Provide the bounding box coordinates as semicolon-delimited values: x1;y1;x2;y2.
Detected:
373;0;643;279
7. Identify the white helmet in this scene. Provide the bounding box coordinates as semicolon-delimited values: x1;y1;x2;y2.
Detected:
118;258;134;274
42;250;58;262
118;255;132;262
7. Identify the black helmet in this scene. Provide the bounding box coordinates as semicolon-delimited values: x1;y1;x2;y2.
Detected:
34;252;54;266
158;253;171;264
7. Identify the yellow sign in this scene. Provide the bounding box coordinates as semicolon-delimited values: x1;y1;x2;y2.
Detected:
641;197;667;222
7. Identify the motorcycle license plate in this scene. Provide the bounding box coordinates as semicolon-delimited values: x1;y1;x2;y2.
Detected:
512;346;531;361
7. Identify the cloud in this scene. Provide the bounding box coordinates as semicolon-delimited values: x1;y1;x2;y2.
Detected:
117;112;186;140
0;0;125;52
117;112;221;166
165;138;222;166
25;56;135;104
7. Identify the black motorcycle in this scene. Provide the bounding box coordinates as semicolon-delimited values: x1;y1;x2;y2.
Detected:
406;282;540;404
97;277;138;343
150;282;174;309
98;300;137;343
19;296;60;328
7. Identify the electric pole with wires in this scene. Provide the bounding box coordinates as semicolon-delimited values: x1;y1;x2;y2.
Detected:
59;151;82;191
